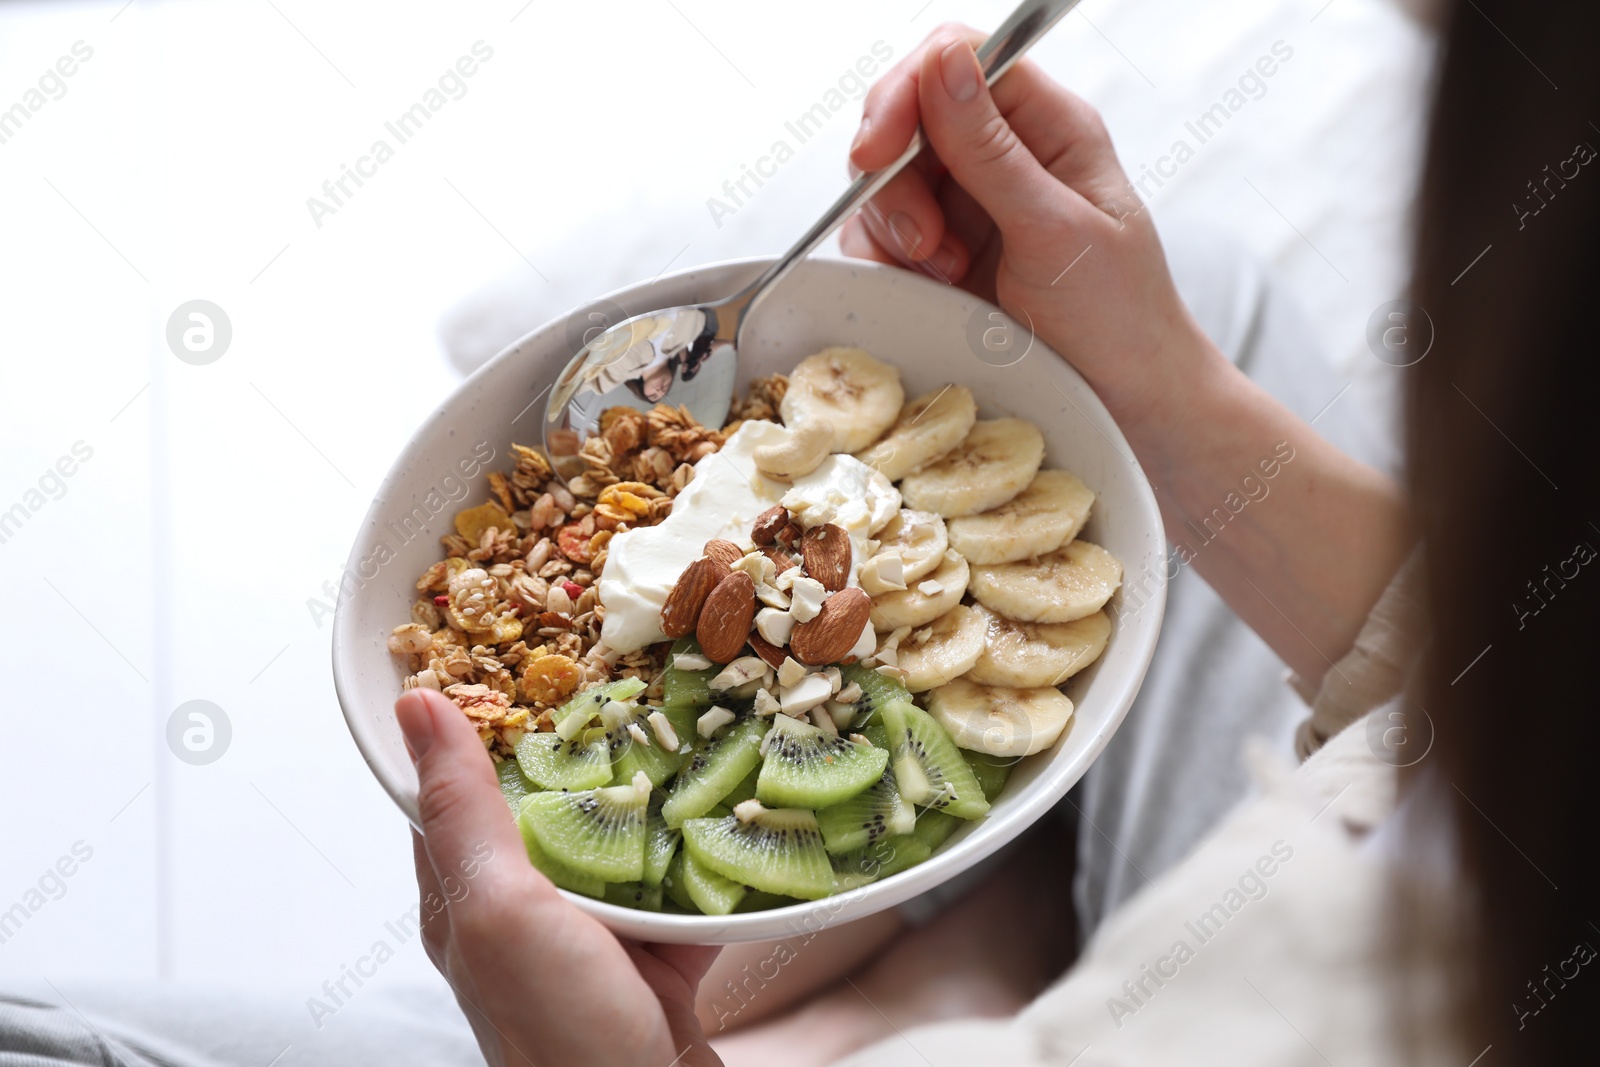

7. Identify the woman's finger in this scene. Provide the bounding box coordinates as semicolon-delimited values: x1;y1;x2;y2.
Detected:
839;215;899;265
850;23;986;173
857;167;948;266
985;59;1133;213
917;40;1073;237
397;689;544;922
412;831;453;972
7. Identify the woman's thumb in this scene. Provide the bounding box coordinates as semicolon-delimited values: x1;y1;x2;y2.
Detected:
918;39;1065;235
398;688;524;888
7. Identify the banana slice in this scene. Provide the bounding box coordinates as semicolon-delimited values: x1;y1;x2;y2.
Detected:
872;509;948;584
899;418;1045;518
946;470;1096;565
965;606;1110;687
925;677;1074;757
869;551;968;631
853;384;977;482
969;540;1122;623
896;605;986;693
779;347;904;454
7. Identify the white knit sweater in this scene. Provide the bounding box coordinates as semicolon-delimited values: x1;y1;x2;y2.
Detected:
835;557;1462;1067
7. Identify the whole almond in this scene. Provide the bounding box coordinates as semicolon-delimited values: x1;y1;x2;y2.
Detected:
697;570;758;663
660;556;730;638
776;522;803;548
801;523;852;591
703;539;744;567
746;631;788;670
790;587;871;665
751;506;790;547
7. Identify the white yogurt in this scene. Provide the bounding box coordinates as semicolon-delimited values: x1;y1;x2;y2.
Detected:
781;455;899;579
599;420;900;653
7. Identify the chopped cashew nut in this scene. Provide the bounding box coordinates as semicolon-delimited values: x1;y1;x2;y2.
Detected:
753;417;832;479
647;711;680;752
696;705;736;739
789;577;826;623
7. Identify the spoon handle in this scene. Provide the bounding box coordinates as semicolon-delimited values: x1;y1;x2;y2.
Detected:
730;0;1085;332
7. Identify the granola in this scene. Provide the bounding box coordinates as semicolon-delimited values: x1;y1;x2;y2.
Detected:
387;398;753;756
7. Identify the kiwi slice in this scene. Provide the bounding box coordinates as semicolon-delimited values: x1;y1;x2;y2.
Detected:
910;808;961;851
550;676;649;739
962;749;1016;803
661;852;698;912
603;703;683;788
497;758;538;811
681;850;748;915
520;780;649;882
840;663;915;728
682;808;834;900
602;881;663;912
515;797;604;897
735;890;803;912
514;733;612;791
880;701;990;820
816;770;914;854
642;803;679;888
756;714;889;809
832;835;932;890
722;764;762;809
663;638;716;708
661;717;768;828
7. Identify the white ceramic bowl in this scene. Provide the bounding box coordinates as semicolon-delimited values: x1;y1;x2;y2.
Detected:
333;256;1166;944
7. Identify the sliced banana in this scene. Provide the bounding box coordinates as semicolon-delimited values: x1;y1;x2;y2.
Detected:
853;384;977;482
872;509;948;584
869;551;968;631
946;470;1096;565
965;606;1110;688
969;540;1123;624
896;605;986;693
925;677;1074;757
779;347;904;454
899;418;1045;518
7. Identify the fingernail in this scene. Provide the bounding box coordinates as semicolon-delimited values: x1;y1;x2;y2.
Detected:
940;42;979;103
888;211;924;257
850;115;871;155
397;691;437;761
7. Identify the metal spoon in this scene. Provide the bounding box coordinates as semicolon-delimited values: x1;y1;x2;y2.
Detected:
543;0;1084;466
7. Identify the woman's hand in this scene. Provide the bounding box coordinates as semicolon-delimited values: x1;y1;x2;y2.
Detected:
397;687;723;1067
840;25;1211;421
842;25;1412;690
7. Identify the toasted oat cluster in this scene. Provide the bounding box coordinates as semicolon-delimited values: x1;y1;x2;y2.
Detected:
385;396;766;755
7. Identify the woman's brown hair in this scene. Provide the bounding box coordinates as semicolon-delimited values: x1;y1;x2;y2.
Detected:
1407;0;1600;1060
